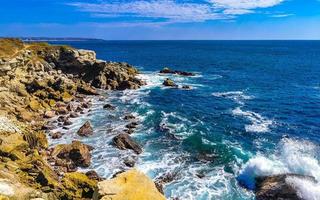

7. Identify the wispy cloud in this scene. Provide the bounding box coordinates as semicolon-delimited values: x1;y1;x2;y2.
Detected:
68;0;286;25
271;13;293;18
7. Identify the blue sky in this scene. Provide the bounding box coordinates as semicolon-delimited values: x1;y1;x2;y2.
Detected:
1;0;320;40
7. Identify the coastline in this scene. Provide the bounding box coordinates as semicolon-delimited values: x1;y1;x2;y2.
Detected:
0;38;164;199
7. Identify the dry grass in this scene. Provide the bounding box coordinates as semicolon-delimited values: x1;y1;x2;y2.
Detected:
0;38;24;58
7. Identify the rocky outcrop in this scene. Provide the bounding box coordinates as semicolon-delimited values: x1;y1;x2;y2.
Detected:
77;121;94;137
160;67;195;76
93;169;166;200
0;39;146;199
113;133;142;154
255;174;316;200
163;78;177;87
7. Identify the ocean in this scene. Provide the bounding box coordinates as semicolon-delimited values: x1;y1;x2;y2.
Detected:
49;40;320;200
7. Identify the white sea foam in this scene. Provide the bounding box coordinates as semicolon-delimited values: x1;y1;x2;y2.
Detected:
286;177;320;200
238;138;320;197
212;91;252;105
232;107;273;133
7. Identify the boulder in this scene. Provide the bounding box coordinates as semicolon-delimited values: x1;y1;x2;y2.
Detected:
93;169;165;200
113;133;142;154
163;78;177;87
255;174;316;200
51;140;92;168
77;121;93;137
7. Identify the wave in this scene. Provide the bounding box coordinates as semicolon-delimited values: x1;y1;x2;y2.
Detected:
238;138;320;200
232;107;273;133
212;91;253;105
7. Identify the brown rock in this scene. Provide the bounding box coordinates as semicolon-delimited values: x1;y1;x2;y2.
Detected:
77;121;93;137
52;140;92;168
113;133;142;154
51;132;62;139
44;110;56;118
85;170;103;181
103;104;115;110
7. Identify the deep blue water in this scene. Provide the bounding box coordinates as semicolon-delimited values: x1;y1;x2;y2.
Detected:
50;41;320;200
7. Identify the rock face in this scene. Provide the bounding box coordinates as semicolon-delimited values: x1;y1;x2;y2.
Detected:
77;121;93;137
93;169;166;200
255;174;316;200
160;67;195;76
113;133;142;154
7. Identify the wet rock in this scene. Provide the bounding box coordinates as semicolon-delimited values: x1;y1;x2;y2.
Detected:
125;122;139;129
255;174;316;200
124;114;136;120
77;121;93;137
113;133;142;154
85;170;103;181
63;119;72;126
182;85;192;90
57;115;69;122
51;140;92;168
77;84;98;95
103;103;115;110
81;102;89;109
163;78;177;87
69;112;79;118
124;129;134;135
56;107;68;115
155;171;179;194
123;157;136;167
160;67;195;76
50;132;62;139
42;124;55;130
196;152;218;163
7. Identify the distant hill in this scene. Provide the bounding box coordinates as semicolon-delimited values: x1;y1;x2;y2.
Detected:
17;37;106;42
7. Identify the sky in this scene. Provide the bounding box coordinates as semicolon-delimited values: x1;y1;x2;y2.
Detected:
0;0;320;40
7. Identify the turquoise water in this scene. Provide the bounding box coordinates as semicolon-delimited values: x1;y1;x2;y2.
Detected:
50;41;320;200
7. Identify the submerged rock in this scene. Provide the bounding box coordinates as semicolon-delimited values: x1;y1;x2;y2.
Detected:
113;133;142;154
103;103;116;110
77;121;93;137
255;174;316;200
93;169;165;200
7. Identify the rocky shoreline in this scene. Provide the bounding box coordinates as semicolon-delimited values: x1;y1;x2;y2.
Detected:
0;39;314;200
0;39;163;200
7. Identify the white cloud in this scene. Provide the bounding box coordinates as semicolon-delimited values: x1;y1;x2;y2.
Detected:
69;0;286;25
209;0;285;15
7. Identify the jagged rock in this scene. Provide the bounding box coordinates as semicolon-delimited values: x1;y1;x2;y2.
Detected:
160;67;195;76
163;78;177;87
113;133;142;154
182;85;192;90
93;169;165;200
51;140;92;168
125;122;139;129
255;174;316;200
124;114;136;120
69;112;79;118
77;121;94;137
155;171;179;194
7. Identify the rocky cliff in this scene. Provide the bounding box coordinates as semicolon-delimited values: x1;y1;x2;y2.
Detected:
0;39;161;200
